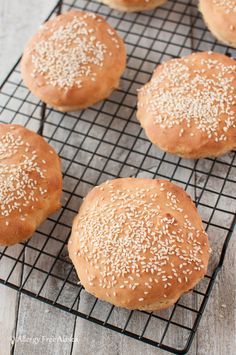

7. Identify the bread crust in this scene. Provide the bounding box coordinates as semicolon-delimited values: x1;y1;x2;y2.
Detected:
68;178;209;311
137;52;236;159
21;11;126;112
199;0;236;47
98;0;167;12
0;124;62;246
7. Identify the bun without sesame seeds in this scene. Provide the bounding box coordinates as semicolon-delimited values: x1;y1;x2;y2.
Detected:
68;178;209;311
97;0;167;12
199;0;236;47
21;11;126;112
137;51;236;159
0;124;62;246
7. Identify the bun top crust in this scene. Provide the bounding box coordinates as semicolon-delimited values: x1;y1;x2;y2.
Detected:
69;178;209;310
199;0;236;46
0;124;62;245
21;11;126;110
99;0;167;12
137;52;236;158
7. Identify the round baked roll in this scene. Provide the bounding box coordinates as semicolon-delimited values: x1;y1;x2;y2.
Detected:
199;0;236;47
0;124;62;246
98;0;167;12
137;51;236;159
21;11;126;112
68;178;209;311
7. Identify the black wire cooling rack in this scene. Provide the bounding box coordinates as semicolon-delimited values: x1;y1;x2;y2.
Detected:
0;0;235;353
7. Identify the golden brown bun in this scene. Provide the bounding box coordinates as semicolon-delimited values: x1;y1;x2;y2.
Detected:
68;178;209;311
98;0;167;12
21;11;126;112
0;124;62;246
137;51;236;159
199;0;236;47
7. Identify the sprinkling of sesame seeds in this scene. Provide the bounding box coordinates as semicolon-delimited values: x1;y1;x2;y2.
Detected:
29;13;120;89
5;221;9;226
138;298;144;302
139;53;236;142
213;0;236;13
0;131;47;218
75;181;208;293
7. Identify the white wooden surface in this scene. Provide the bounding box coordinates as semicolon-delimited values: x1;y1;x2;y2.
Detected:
0;1;235;355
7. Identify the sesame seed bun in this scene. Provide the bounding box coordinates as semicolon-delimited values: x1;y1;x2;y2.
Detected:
199;0;236;47
68;178;209;311
98;0;167;12
137;51;236;159
21;11;126;112
0;124;62;246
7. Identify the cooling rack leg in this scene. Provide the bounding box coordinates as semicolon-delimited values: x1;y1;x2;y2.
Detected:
38;102;46;136
56;0;63;15
38;0;62;138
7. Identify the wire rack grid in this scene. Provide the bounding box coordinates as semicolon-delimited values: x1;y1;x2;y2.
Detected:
0;0;235;353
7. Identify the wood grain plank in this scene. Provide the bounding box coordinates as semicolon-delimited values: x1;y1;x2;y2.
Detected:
196;230;236;355
194;157;236;355
0;285;18;354
14;295;75;355
71;311;196;355
0;0;58;83
0;249;22;355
